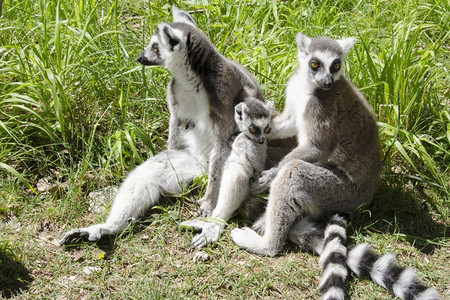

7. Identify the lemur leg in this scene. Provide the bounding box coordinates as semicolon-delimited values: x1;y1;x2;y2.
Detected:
231;160;355;257
181;152;251;248
60;150;205;245
196;140;232;217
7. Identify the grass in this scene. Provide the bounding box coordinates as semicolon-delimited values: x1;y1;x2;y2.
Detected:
0;0;449;298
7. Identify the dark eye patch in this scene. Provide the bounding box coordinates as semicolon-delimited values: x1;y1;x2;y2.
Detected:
248;124;260;135
310;59;320;71
151;43;160;54
330;59;341;73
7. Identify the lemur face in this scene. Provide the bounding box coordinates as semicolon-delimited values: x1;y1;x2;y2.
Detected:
295;33;356;90
307;51;342;90
235;100;274;144
137;7;196;69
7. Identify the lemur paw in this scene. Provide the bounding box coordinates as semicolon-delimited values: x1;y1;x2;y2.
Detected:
59;224;118;245
59;227;101;245
230;227;261;248
251;216;266;235
180;219;224;248
250;170;274;194
195;200;214;217
179;219;208;232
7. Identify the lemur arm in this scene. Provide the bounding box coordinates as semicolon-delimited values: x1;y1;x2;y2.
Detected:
167;113;183;150
251;115;338;194
196;138;232;216
267;111;297;140
167;82;184;150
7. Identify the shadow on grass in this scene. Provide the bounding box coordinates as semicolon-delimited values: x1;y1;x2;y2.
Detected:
0;249;33;298
61;197;185;255
62;234;117;258
350;180;448;254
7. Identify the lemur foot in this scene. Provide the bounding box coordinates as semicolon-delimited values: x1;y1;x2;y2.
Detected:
230;227;262;249
251;214;266;235
231;227;277;257
59;224;117;245
180;219;224;248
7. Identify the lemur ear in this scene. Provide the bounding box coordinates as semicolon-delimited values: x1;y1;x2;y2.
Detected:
265;100;274;114
158;23;185;51
235;102;248;119
337;37;356;55
296;32;312;55
172;6;196;27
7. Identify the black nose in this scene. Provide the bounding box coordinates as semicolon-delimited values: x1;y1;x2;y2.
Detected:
323;76;334;89
137;53;144;64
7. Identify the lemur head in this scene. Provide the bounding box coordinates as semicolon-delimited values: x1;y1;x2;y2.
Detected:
137;6;197;69
296;33;356;90
234;100;274;144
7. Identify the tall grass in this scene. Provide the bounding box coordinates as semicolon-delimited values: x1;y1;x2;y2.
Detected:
0;0;448;297
1;0;448;200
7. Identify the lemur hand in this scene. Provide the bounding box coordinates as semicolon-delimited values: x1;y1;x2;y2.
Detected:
195;197;214;217
250;167;278;194
180;218;225;248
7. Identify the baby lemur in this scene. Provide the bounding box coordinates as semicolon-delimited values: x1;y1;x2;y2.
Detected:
181;98;273;248
231;33;440;300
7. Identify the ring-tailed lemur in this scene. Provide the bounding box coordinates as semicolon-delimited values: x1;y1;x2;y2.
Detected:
59;7;293;245
180;98;274;248
231;33;440;300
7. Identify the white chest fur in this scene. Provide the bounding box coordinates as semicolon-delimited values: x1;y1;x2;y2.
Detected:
285;70;315;147
171;70;215;164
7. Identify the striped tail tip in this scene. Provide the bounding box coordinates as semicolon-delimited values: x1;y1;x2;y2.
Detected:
347;243;441;300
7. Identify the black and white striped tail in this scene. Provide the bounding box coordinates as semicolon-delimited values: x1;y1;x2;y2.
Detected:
347;243;441;300
318;214;349;300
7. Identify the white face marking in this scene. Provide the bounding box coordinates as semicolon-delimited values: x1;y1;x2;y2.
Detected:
252;117;270;129
307;50;343;89
235;105;271;144
141;24;189;70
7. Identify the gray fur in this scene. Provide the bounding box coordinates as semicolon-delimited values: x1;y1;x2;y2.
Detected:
181;99;273;248
232;33;440;300
231;32;382;257
137;6;266;217
60;7;292;245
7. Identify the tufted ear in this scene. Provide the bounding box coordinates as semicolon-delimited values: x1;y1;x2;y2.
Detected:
172;6;196;27
265;100;274;115
296;32;312;55
235;102;248;121
337;37;356;55
158;23;185;51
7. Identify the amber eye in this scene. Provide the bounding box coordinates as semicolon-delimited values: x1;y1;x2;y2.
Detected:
333;63;340;70
264;126;271;134
249;127;256;134
151;43;159;54
310;61;319;70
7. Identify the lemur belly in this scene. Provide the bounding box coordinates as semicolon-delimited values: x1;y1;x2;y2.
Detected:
172;72;215;165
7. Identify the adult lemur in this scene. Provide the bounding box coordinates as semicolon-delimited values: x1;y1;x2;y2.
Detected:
60;7;292;245
231;33;440;300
